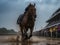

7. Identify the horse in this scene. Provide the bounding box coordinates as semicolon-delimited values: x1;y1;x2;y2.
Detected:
17;3;37;40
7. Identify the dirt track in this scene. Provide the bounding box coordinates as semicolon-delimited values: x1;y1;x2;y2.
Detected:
0;35;60;45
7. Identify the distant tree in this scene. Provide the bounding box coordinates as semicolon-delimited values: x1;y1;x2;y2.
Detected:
0;27;16;35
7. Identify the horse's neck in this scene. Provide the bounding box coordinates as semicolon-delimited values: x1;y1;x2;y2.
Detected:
21;13;28;24
24;13;28;18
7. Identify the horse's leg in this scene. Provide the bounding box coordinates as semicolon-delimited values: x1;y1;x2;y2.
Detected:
20;26;24;37
25;28;28;37
23;28;28;39
28;28;33;39
19;26;25;41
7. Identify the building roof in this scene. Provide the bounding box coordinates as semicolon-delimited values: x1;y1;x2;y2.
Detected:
47;8;60;22
44;22;60;29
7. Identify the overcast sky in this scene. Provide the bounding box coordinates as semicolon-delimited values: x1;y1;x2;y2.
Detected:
0;0;60;32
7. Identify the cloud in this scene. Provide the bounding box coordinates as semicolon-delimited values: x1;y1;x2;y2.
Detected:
25;0;60;5
0;0;25;13
0;0;60;31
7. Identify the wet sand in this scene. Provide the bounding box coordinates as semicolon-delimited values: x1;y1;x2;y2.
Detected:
0;35;60;45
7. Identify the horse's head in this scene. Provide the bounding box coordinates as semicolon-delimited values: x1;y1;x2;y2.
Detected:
24;3;36;22
25;3;36;20
28;3;36;15
25;3;36;15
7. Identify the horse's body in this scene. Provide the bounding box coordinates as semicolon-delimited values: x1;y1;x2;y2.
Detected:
17;3;36;40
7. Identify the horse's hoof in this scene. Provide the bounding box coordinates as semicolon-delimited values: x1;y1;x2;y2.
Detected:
28;37;30;39
24;37;28;40
28;35;32;39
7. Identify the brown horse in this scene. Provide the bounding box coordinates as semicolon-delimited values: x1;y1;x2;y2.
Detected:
17;3;37;40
